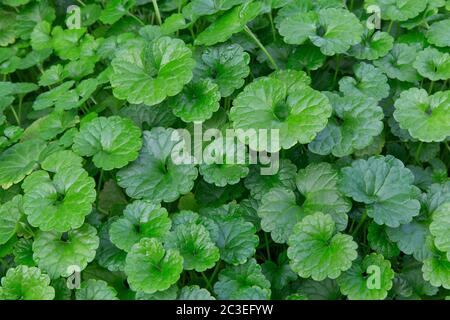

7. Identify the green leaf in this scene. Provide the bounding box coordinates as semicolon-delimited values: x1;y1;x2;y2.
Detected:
278;8;363;56
0;265;54;300
258;187;304;244
178;285;215;300
169;79;220;122
339;155;420;227
337;253;395;300
349;30;394;60
195;2;263;46
393;88;450;142
0;195;22;245
32;224;99;278
339;63;390;101
430;202;450;260
367;222;400;259
422;239;450;289
200;205;259;265
165;222;220;272
124;238;183;294
99;0;136;25
364;0;428;21
31;21;52;51
427;19;450;47
75;279;118;300
117;127;198;203
309;94;384;157
287;212;358;281
244;159;297;200
194;44;250;97
0;139;46;189
213;258;271;300
13;238;35;266
230;75;332;152
96;219;127;272
413;47;450;81
22;167;96;232
109;200;171;252
387;220;431;261
110;36;195;106
72;116;142;170
190;0;248;16
261;254;297;290
373;43;421;82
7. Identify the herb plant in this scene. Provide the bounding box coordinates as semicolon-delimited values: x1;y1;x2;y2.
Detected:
0;0;449;301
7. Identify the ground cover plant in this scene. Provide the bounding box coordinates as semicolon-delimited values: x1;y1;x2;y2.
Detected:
0;0;449;300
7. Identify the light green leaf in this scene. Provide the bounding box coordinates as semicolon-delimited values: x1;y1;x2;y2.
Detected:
110;36;194;106
124;238;183;293
109;200;171;252
32;224;99;279
0;265;54;300
339;155;420;227
393;88;450;142
287;212;358;281
117;127;198;203
337;253;395;300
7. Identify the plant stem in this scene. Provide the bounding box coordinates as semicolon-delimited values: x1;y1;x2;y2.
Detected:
268;12;276;42
442;79;448;90
208;261;221;286
415;142;423;164
387;20;394;33
201;272;212;290
332;55;341;88
152;0;163;25
243;25;279;70
9;105;20;126
352;211;367;237
97;169;104;195
18;95;23;123
127;12;145;26
76;0;86;6
264;232;271;261
428;81;434;94
445;142;450;153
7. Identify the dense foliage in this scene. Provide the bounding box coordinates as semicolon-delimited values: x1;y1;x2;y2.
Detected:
0;0;449;300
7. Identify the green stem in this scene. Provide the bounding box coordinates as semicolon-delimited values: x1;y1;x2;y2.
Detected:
415;142;423;164
264;233;271;261
332;55;341;88
151;0;163;25
352;211;367;237
76;0;86;6
442;79;448;90
268;12;276;42
201;272;212;290
97;169;104;195
9;105;20;126
127;12;145;26
18;95;23;123
445;142;450;153
428;81;434;94
208;262;221;286
387;20;394;33
244;25;279;70
349;0;354;11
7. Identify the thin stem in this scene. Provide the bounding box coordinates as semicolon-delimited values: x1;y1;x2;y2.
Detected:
352;211;367;237
97;169;104;195
428;81;434;94
127;12;145;26
445;142;450;153
442;79;448;90
208;261;221;286
201;272;212;290
264;233;271;261
76;0;86;6
18;95;23;123
349;0;354;11
268;12;276;42
387;20;394;34
9;105;20;126
152;0;163;25
243;25;279;70
415;142;423;164
332;55;341;88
